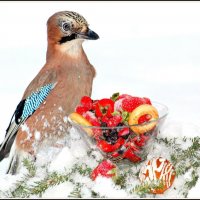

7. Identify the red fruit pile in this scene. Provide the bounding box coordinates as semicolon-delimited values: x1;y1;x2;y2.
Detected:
70;92;159;163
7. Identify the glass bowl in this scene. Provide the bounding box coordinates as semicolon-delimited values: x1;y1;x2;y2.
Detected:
67;102;168;165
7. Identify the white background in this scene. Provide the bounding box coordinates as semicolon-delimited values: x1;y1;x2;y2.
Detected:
0;1;200;196
0;1;200;131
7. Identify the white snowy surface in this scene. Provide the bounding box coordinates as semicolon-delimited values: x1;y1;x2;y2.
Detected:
0;124;199;198
48;146;76;173
42;182;74;199
92;177;129;198
0;1;200;198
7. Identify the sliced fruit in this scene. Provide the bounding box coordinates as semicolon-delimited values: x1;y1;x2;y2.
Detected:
123;148;142;162
95;98;114;117
107;115;122;127
118;127;129;137
132;134;150;147
82;111;102;139
68;112;93;137
133;136;146;147
83;111;101;126
97;137;125;153
128;104;159;134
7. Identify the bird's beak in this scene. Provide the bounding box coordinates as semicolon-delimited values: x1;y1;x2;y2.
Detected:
77;28;99;40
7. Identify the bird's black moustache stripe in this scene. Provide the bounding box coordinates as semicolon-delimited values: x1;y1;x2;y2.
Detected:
59;34;77;44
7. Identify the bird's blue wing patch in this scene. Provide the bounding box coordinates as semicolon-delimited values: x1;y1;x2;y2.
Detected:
0;83;55;159
21;83;54;121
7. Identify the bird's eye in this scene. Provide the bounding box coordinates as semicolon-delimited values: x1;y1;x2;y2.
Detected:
62;22;70;31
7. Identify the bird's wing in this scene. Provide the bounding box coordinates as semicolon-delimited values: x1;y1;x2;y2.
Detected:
22;67;57;100
0;83;55;161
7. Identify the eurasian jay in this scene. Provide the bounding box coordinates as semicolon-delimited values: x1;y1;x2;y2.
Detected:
0;11;99;174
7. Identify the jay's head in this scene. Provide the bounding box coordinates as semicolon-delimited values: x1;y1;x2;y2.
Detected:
47;11;99;45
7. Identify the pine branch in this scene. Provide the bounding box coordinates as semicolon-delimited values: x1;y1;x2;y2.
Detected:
30;171;71;197
171;137;200;166
22;158;36;177
115;174;128;189
131;180;165;198
182;170;199;198
5;159;37;198
2;160;93;198
10;175;30;198
68;183;82;198
156;136;200;177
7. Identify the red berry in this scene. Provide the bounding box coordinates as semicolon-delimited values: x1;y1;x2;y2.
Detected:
81;96;93;110
133;136;146;147
75;105;88;115
122;97;146;112
118;127;129;137
123;148;142;162
91;160;117;181
107;115;122;127
101;116;110;123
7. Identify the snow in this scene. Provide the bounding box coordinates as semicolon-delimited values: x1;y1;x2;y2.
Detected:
49;146;75;173
0;173;24;191
20;123;32;142
188;178;200;198
92;177;129;198
34;131;41;141
68;127;91;158
42;182;74;198
0;1;200;198
21;123;30;134
0;122;200;198
161;119;200;138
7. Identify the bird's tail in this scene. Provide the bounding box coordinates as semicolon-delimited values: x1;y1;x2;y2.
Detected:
0;121;19;162
1;138;20;174
6;151;19;174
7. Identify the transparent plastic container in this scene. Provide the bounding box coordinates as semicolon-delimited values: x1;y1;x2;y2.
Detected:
68;102;168;165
